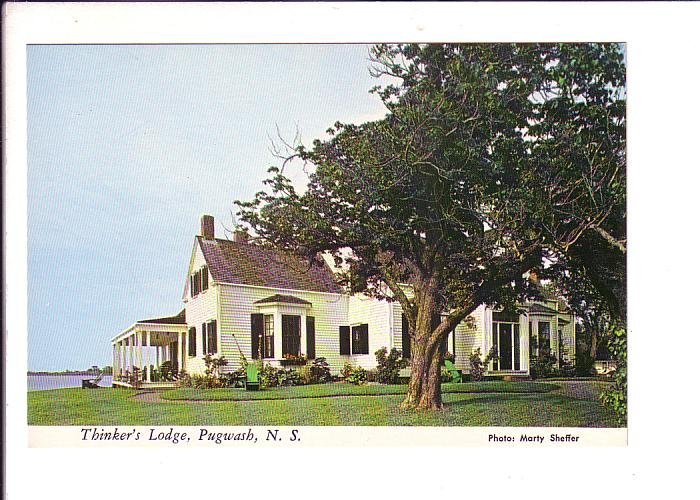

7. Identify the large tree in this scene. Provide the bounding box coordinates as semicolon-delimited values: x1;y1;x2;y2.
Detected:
237;43;626;410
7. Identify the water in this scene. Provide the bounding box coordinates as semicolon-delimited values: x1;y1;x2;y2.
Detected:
27;374;113;391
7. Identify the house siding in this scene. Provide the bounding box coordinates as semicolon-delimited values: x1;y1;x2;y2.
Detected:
346;295;393;370
183;243;217;374
454;305;486;372
217;284;349;375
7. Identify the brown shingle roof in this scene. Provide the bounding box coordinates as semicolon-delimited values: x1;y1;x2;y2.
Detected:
138;309;186;325
198;237;341;294
528;303;558;315
254;294;312;305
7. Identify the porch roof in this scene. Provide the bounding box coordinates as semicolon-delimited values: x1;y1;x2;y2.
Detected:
254;294;312;306
138;309;186;325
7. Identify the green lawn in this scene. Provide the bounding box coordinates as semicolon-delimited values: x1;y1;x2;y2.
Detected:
27;380;619;427
161;381;557;401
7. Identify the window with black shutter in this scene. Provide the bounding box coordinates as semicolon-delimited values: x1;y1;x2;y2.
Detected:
401;314;411;359
263;315;274;358
202;323;206;355
351;324;369;355
251;314;263;359
306;316;316;359
202;266;209;291
339;326;350;355
206;320;217;355
188;327;196;357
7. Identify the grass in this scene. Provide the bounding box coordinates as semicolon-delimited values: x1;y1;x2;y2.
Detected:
27;380;620;427
160;381;558;401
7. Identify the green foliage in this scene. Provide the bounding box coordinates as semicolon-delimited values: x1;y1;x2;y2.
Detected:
600;325;627;425
345;366;368;385
440;366;453;383
340;362;355;380
158;360;177;381
236;43;626;407
309;357;332;383
374;347;408;384
203;354;228;378
468;347;497;382
259;363;304;388
127;368;142;388
530;349;558;379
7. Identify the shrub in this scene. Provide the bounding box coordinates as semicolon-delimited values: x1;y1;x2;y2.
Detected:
366;369;378;383
259;363;305;388
203;354;228;378
341;362;354;379
297;365;314;385
176;370;192;388
468;347;497;382
530;349;558;379
440;366;453;383
260;363;281;388
600;325;627;426
159;360;177;381
309;357;332;383
345;366;368;385
277;368;303;387
374;347;408;384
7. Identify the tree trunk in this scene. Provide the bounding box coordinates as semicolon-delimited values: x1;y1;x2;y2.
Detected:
400;336;443;410
400;286;445;410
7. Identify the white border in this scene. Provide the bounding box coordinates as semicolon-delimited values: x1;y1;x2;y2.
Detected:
6;1;700;498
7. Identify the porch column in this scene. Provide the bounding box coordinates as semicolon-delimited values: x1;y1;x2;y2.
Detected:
300;313;307;357
273;311;283;359
156;345;161;368
121;339;127;376
177;332;183;372
146;331;152;383
129;335;134;374
112;344;117;381
136;332;143;381
182;332;187;372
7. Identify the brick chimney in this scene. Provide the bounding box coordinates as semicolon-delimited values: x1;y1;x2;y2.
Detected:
200;215;215;240
233;229;249;244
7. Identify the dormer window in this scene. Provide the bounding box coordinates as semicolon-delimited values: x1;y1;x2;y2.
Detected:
190;266;209;297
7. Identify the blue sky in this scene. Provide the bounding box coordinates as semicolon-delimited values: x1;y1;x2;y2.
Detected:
27;44;389;371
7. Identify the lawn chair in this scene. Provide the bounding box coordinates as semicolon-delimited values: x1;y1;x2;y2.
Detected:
81;370;103;389
444;360;462;383
245;363;260;391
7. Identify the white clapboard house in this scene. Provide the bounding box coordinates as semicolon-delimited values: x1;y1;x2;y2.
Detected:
111;216;575;387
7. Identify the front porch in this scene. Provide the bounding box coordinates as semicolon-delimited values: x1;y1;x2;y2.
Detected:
111;310;188;388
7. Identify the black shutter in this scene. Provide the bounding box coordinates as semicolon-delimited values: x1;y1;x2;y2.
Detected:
251;314;263;359
209;320;217;354
202;266;208;291
306;316;316;359
401;314;411;359
359;324;369;354
188;327;196;357
202;323;207;354
339;326;350;355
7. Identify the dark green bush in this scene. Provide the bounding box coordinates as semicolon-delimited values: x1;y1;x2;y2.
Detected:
309;357;332;383
530;349;558;379
374;347;408;384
